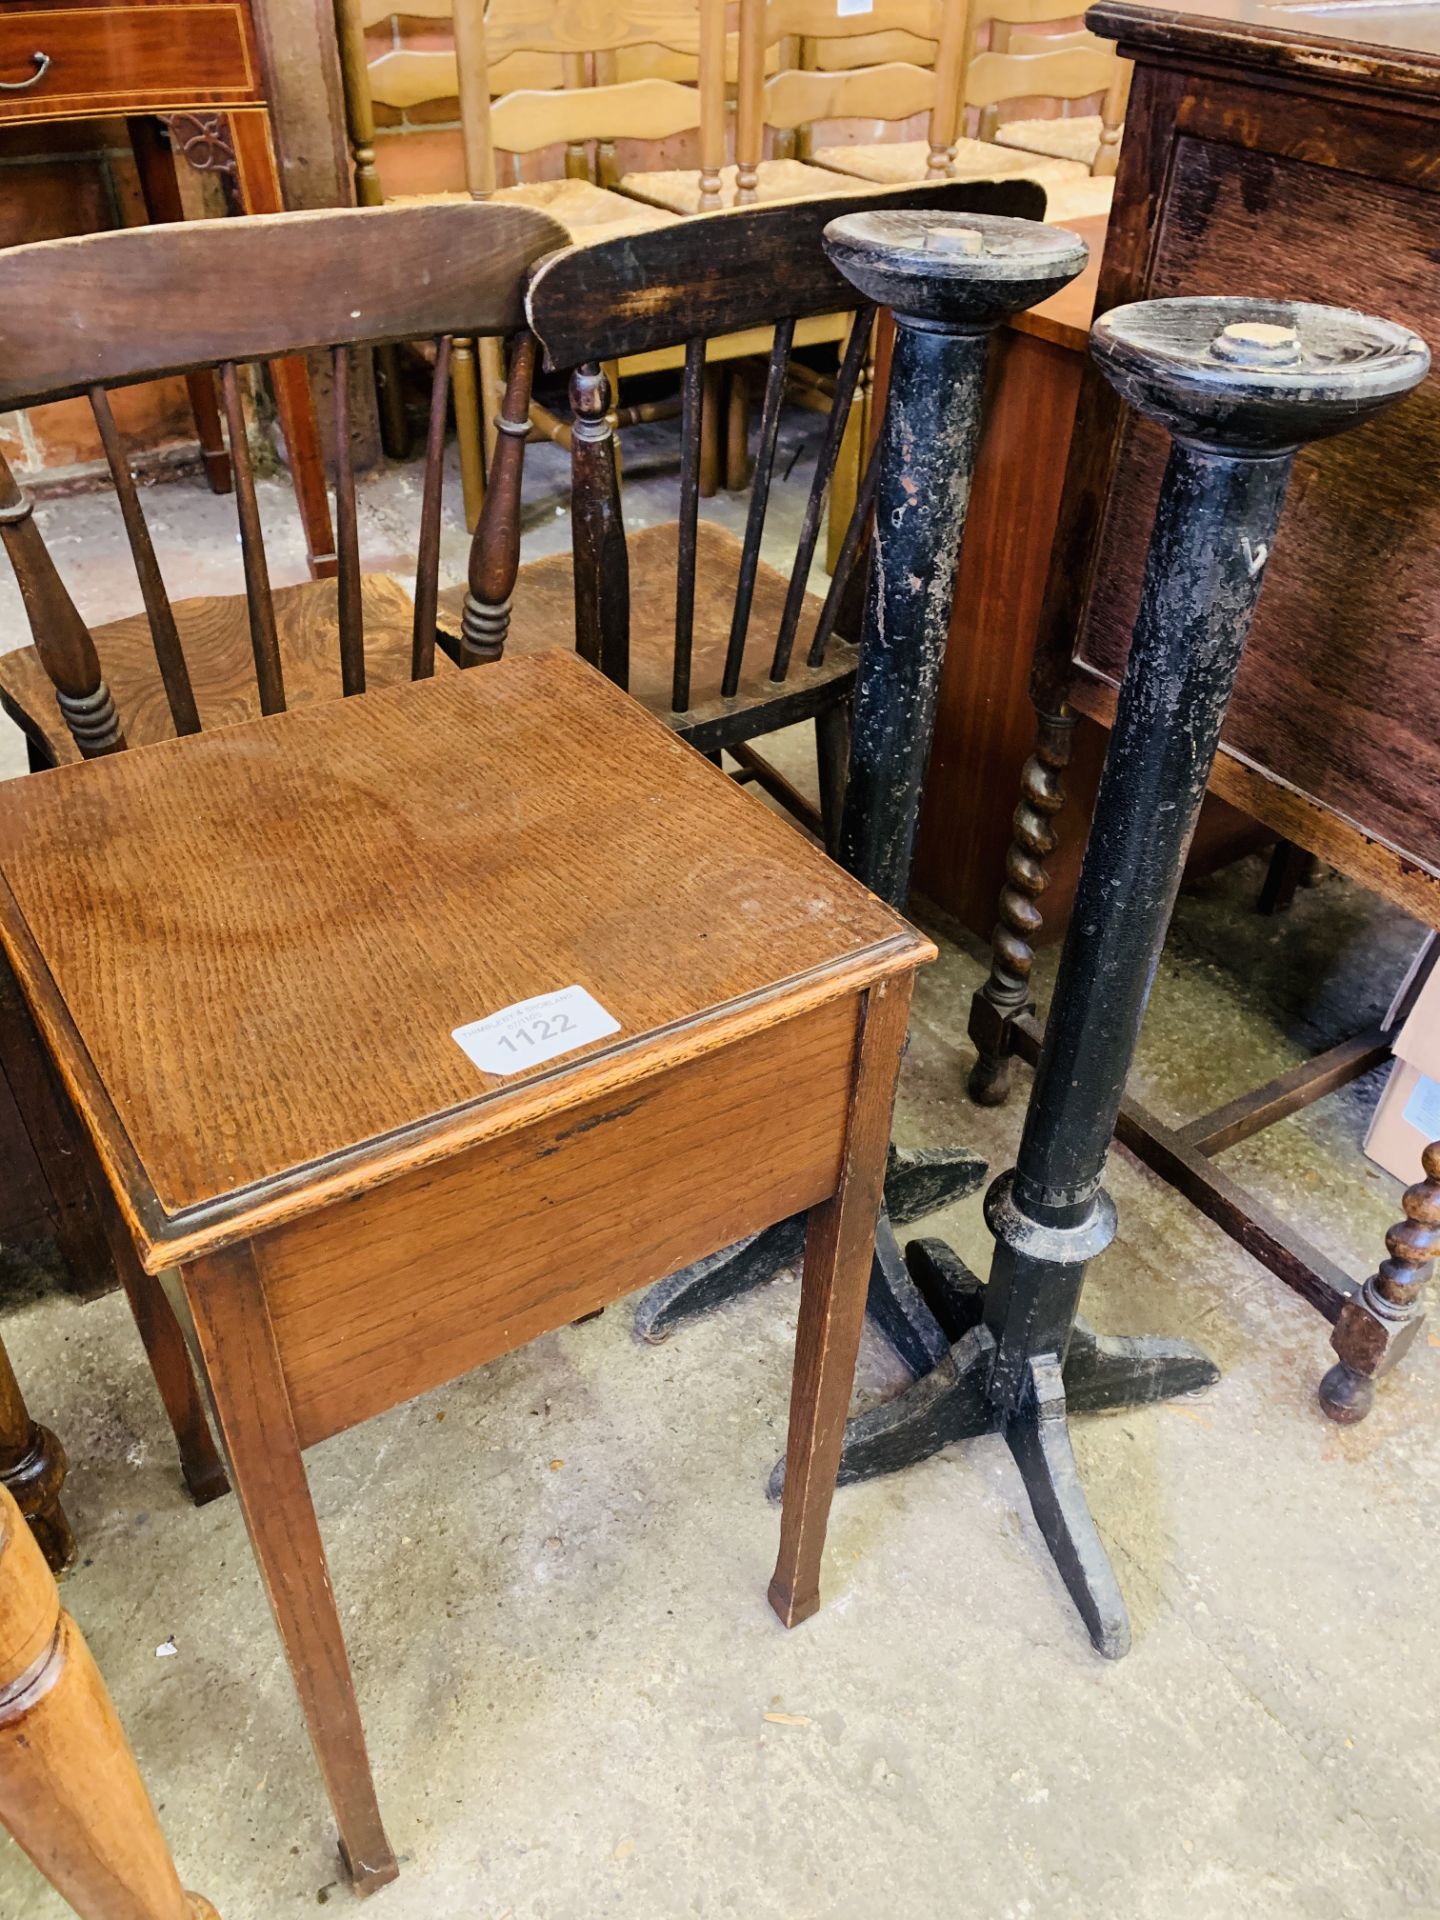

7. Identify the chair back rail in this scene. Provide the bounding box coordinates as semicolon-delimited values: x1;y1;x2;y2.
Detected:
0;201;565;761
0;203;559;409
524;178;1045;729
451;0;726;199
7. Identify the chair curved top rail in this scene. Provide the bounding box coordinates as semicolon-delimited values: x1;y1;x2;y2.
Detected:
0;201;568;410
523;176;1048;367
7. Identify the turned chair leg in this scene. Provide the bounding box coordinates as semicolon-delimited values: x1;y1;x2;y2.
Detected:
770;975;913;1628
967;708;1077;1106
1321;1140;1439;1423
0;1481;218;1920
0;1330;73;1576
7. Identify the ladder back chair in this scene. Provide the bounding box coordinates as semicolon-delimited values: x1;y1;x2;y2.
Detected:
0;207;934;1894
801;0;1099;208
0;200;566;773
619;0;930;212
982;7;1130;179
334;0;571;465
440;176;1045;848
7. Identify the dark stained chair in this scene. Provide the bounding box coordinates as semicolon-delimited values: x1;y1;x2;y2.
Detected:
439;176;1046;846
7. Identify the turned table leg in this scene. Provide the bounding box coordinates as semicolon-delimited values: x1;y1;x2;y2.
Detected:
966;707;1076;1107
0;1481;218;1919
1321;1140;1439;1422
0;1328;73;1577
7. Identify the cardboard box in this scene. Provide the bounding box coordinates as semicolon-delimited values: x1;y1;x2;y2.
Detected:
1366;933;1440;1184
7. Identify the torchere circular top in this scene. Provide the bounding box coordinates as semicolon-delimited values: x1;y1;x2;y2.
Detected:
822;209;1089;330
1091;296;1430;451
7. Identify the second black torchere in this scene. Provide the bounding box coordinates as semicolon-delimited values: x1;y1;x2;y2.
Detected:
634;211;1090;1437
782;282;1427;1657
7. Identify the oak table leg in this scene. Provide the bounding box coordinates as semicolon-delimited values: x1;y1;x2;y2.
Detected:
97;1191;227;1507
127;116;233;498
0;1330;73;1577
171;1245;397;1896
771;973;914;1627
224;110;339;582
0;1482;218;1920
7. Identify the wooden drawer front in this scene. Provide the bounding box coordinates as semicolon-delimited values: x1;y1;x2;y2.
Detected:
259;993;862;1448
0;7;260;121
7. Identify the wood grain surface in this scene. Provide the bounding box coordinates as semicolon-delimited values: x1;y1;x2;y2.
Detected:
1073;118;1440;881
0;651;929;1259
0;201;568;409
261;994;858;1445
0;576;440;766
0;3;259;122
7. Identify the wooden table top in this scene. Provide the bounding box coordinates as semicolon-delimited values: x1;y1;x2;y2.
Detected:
1012;212;1109;352
0;651;928;1258
1090;0;1440;89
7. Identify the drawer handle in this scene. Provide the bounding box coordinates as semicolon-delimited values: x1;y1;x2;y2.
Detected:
0;51;50;91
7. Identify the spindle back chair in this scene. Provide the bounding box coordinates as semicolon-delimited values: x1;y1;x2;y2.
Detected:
0;200;568;771
439;176;1045;846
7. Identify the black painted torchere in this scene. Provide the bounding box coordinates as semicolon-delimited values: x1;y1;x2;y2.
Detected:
634;210;1091;1399
790;292;1427;1659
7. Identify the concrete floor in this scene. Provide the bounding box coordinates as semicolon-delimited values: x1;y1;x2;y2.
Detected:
1;420;1437;1920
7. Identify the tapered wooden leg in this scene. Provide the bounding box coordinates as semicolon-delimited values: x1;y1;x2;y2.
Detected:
770;973;915;1628
0;1330;73;1576
0;1481;218;1919
456;339;488;533
225;111;339;581
815;701;851;860
171;1246;397;1894
725;364;750;490
99;1196;227;1506
699;364;723;499
127;116;232;496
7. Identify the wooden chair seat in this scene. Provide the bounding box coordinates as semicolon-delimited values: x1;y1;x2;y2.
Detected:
0;575;437;768
438;521;856;749
995;112;1106;168
1037;172;1116;222
812;137;1089;191
618;157;871;215
399;178;677;245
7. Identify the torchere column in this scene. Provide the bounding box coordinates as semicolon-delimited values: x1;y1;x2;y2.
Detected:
635;213;1089;1409
797;295;1430;1652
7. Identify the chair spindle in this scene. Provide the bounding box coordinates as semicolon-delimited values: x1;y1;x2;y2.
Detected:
331;346;364;697
769;305;874;683
219;361;286;715
569;362;630;689
673;336;707;713
809;436;881;670
410;335;454;679
89;387;200;738
722;318;796;699
458;332;536;669
0;452;124;757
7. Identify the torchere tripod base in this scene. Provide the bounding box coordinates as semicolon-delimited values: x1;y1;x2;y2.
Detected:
632;1143;987;1352
767;1237;1219;1657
